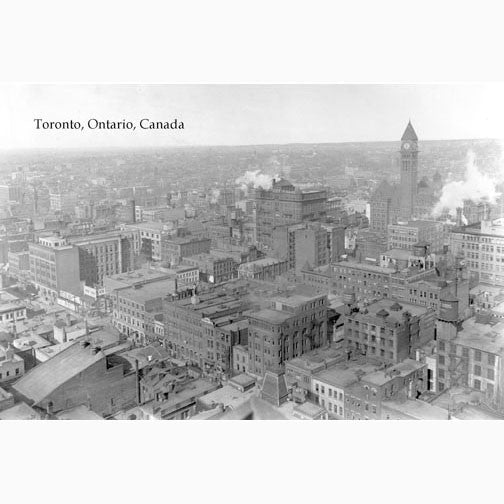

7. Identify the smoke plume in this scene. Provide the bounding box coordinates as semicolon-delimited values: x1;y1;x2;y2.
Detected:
432;150;503;217
236;169;279;190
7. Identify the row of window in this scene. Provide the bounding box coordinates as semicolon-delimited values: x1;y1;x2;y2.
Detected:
0;367;21;380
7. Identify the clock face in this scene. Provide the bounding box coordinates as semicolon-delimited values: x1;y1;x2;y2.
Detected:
403;142;410;150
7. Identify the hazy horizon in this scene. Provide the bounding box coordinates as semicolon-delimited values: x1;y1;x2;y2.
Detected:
1;84;504;150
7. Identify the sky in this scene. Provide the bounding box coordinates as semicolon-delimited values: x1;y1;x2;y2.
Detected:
1;84;504;150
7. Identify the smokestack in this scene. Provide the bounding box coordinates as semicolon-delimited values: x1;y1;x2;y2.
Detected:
483;203;491;222
456;207;462;227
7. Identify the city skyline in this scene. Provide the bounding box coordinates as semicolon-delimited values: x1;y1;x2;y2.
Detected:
2;84;504;150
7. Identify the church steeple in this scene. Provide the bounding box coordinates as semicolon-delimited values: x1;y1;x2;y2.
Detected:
401;120;418;142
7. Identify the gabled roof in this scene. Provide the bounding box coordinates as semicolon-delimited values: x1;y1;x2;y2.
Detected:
401;120;418;141
13;340;105;405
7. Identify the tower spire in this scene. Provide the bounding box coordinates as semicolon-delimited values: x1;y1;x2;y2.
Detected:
401;120;418;142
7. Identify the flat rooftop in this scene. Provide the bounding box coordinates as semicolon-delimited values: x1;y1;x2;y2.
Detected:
240;257;284;268
452;317;504;354
314;361;378;388
454;220;504;237
383;248;412;261
293;401;326;418
287;347;344;373
273;293;324;307
118;280;177;302
382;399;448;420
333;260;392;275
198;384;256;410
13;334;51;350
389;220;442;229
0;402;41;420
362;359;425;387
106;267;174;283
355;298;431;324
249;308;292;324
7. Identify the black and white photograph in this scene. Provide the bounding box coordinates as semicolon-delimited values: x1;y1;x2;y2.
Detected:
1;83;504;421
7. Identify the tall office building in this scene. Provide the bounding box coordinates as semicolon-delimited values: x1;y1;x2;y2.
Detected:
29;236;81;300
255;179;327;250
450;218;504;286
69;230;138;288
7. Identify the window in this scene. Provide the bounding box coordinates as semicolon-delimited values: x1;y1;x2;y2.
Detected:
474;365;481;376
488;354;495;366
438;341;445;351
487;368;495;380
438;369;445;379
438;355;445;366
473;379;481;390
474;350;482;361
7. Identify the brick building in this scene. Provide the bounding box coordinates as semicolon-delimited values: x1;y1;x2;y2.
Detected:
163;292;248;375
272;221;345;271
238;257;289;281
248;293;328;377
182;253;236;284
387;220;445;253
436;294;504;412
450;218;504;286
343;297;436;364
29;236;81;300
160;236;211;265
255;179;327;250
69;230;138;287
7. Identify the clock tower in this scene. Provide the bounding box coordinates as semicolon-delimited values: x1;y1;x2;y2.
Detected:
399;120;419;221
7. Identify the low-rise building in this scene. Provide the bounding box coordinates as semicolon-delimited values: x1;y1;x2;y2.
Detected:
161;236;211;265
163;292;248;376
248;293;328;377
0;343;25;383
436;295;504;412
343;298;436;364
112;280;178;342
0;386;15;412
13;338;137;417
183;253;236;284
388;220;445;253
238;257;289;281
285;346;345;401
0;303;27;325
